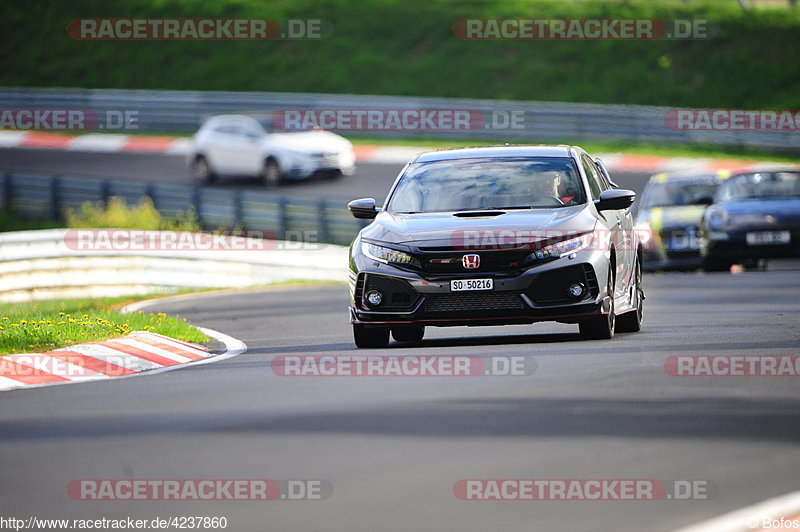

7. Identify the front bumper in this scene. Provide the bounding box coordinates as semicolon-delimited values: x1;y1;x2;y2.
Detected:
641;225;703;271
285;151;356;179
349;249;612;328
702;229;800;261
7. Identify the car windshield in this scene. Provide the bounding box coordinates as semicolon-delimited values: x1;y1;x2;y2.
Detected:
718;171;800;201
386;157;585;213
643;181;719;208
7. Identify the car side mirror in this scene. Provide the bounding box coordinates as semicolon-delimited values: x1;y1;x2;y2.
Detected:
692;194;715;206
595;189;635;211
348;198;380;219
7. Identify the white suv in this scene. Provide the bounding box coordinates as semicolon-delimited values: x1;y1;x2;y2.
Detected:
188;115;356;185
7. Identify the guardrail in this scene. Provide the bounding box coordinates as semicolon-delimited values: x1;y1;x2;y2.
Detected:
0;172;366;246
0;229;349;302
1;87;797;151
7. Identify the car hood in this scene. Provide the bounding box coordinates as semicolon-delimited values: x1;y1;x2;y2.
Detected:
265;130;352;153
720;197;800;227
362;204;597;248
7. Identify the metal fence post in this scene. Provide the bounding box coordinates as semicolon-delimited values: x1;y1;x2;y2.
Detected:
318;199;329;244
100;180;111;205
278;196;289;241
49;176;61;221
234;190;244;230
191;186;203;228
2;174;11;211
145;183;155;207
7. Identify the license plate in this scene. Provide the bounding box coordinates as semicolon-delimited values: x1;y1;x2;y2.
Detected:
746;231;790;246
450;279;493;291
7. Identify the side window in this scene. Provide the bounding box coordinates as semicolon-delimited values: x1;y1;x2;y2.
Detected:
240;121;263;138
231;125;251;138
581;156;602;200
594;161;612;190
214;125;236;134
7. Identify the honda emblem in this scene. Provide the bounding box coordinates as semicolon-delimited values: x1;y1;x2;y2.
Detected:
462;254;480;269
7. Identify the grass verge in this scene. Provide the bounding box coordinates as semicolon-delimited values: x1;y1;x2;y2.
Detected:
0;295;208;355
0;279;342;355
2;0;799;108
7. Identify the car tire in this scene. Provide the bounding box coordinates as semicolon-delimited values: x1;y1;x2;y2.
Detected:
741;258;767;272
192;155;216;184
616;258;643;333
262;159;282;187
579;267;615;340
702;257;732;272
353;325;390;348
391;325;425;343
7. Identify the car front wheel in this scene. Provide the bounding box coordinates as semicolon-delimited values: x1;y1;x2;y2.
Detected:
616;257;643;333
702;256;733;272
192;155;216;184
579;267;615;340
262;159;282;187
353;325;390;348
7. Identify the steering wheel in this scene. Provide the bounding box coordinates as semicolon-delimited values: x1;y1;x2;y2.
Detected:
529;194;564;206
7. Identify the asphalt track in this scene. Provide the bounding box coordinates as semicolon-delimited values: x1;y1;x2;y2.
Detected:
0;147;653;202
1;271;800;531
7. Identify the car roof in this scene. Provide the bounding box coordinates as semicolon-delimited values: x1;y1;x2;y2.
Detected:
413;145;576;163
727;167;800;178
203;114;260;125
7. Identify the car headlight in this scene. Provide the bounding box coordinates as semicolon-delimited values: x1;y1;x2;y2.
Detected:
362;242;418;265
531;233;593;260
705;206;729;229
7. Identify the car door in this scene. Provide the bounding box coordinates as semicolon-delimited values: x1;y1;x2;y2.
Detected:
235;121;267;174
595;157;635;294
205;124;244;174
582;155;630;299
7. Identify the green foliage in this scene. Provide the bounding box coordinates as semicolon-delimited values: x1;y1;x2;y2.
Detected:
1;0;798;107
65;197;201;231
0;211;59;232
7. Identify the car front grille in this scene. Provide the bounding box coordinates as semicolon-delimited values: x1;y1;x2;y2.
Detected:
413;248;531;274
424;292;526;314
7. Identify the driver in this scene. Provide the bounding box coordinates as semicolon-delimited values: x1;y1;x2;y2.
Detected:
527;171;564;205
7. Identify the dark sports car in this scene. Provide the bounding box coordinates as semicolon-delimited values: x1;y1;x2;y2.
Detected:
634;170;727;271
700;169;800;271
346;145;644;348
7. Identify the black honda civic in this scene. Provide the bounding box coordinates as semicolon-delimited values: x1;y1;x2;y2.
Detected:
347;145;644;348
